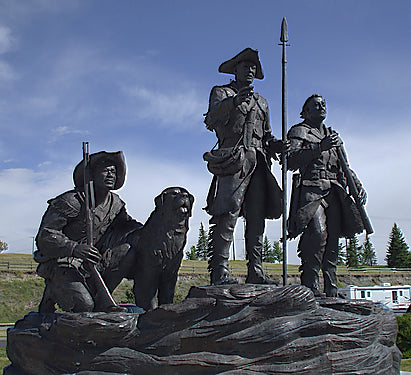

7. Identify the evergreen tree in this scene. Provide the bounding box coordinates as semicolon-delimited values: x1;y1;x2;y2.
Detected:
346;235;361;268
361;234;377;266
272;240;283;264
186;245;198;260
386;223;410;268
262;236;275;263
0;240;7;253
337;240;346;266
195;222;209;261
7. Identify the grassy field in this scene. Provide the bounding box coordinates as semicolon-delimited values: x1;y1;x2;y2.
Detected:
3;253;411;276
0;272;44;322
0;271;207;323
402;358;411;371
1;348;9;371
0;253;33;262
0;253;36;272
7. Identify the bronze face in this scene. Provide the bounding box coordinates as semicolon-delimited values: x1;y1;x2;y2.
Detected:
235;60;257;86
304;96;327;123
93;164;117;191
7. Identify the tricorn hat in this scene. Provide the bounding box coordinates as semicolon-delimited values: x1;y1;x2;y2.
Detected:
73;151;126;190
218;48;264;80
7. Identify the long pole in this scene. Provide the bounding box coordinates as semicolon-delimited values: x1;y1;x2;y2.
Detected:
232;239;236;261
280;18;289;286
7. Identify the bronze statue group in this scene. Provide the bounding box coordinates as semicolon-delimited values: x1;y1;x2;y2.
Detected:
34;47;370;313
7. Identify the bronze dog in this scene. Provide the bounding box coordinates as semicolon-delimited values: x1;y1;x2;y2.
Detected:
133;187;194;311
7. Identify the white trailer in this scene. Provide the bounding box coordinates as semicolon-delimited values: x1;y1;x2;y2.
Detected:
338;283;411;313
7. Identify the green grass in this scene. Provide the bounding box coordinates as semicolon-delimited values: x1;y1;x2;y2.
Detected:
174;274;210;302
1;348;10;371
0;272;140;322
0;272;208;322
0;253;34;263
0;254;410;323
0;273;44;322
402;358;411;371
112;279;135;304
2;253;411;276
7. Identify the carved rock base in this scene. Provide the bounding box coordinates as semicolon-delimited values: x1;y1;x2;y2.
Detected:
4;285;401;374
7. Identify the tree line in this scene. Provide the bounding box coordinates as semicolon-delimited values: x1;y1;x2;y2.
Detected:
0;222;409;268
186;223;284;263
338;234;377;267
187;222;411;269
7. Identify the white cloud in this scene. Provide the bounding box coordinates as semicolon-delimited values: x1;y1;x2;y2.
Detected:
0;156;211;256
2;125;408;266
0;1;82;24
0;59;15;81
341;126;411;264
53;126;87;136
0;26;16;82
120;154;211;249
3;41;206;134
26;96;60;114
0;166;72;253
125;86;205;129
48;126;89;142
0;25;15;54
0;2;408;269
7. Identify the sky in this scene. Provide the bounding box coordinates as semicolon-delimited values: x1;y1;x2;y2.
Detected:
0;0;410;265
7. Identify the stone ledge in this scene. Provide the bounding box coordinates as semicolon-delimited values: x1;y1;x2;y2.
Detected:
4;284;401;374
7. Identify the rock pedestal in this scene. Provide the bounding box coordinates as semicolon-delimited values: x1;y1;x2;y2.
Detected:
4;285;401;374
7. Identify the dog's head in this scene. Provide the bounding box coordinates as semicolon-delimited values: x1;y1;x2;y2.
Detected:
154;187;194;222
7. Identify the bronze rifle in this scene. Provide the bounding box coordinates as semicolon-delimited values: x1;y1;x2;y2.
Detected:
82;142;119;311
331;133;374;235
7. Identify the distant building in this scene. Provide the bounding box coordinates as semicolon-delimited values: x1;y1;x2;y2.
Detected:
338;283;411;314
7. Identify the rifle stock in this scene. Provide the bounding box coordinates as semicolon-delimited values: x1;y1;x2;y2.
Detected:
335;144;374;235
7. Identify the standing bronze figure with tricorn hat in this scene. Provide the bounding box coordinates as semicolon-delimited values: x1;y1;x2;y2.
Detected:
34;147;143;312
203;47;287;285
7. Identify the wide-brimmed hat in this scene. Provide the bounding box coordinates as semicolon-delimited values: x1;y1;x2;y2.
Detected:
73;151;126;190
218;48;264;80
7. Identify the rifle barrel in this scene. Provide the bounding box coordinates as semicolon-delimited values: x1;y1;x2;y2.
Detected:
336;146;374;235
81;142;118;309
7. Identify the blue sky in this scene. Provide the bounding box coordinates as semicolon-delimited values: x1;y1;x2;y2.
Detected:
0;0;410;265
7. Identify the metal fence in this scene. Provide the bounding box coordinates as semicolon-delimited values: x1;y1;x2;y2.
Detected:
0;261;284;275
178;263;287;275
180;263;411;275
0;262;37;271
345;267;411;274
1;261;411;275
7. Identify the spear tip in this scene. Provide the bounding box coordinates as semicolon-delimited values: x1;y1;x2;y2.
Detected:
280;17;289;43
